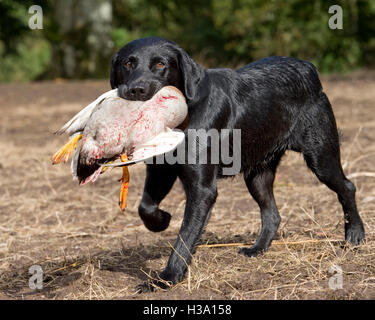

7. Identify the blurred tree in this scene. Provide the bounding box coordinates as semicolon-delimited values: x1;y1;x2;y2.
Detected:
43;0;113;78
112;0;227;65
0;0;51;82
1;0;375;81
0;0;34;55
112;0;375;71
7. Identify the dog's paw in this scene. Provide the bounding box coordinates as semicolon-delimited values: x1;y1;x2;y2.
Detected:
345;222;365;245
135;269;183;293
135;279;172;293
238;245;265;257
139;208;171;232
135;281;156;293
136;277;173;294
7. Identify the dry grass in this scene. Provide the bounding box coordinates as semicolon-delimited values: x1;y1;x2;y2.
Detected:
0;73;374;300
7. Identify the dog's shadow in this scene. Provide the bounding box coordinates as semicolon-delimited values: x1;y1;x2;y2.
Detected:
0;231;262;298
0;239;173;298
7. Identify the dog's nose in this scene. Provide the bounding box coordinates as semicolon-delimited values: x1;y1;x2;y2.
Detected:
127;83;149;101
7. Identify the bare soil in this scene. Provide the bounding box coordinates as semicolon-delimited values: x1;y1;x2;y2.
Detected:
0;73;374;300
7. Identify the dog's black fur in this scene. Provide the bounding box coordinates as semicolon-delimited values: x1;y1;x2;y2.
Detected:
110;37;365;292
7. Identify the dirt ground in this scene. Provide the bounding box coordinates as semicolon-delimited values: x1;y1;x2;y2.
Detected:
0;72;374;300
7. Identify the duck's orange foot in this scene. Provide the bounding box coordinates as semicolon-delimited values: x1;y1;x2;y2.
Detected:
119;154;130;211
52;134;83;164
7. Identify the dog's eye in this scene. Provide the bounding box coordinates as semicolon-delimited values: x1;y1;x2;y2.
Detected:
155;62;165;69
124;61;132;69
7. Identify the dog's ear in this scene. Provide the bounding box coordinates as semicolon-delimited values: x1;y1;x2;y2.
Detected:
177;49;204;101
110;53;119;89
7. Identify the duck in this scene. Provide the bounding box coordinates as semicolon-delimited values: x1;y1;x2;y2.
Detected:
52;86;187;211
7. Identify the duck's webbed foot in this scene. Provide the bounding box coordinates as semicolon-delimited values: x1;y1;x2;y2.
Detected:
52;134;83;164
119;154;130;211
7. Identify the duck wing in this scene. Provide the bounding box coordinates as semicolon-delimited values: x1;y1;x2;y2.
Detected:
55;89;118;136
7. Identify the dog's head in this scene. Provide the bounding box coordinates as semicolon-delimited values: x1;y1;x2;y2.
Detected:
110;37;204;102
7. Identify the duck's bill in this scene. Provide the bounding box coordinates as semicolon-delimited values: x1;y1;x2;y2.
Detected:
102;129;185;168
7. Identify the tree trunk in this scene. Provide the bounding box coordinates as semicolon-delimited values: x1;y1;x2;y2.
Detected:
45;0;113;79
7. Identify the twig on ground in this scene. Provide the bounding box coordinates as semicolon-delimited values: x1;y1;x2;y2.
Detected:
197;239;344;249
347;172;375;179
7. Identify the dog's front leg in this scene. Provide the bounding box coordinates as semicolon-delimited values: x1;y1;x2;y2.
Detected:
138;164;177;232
137;165;218;292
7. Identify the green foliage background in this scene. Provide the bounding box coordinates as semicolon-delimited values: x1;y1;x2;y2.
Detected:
1;0;375;82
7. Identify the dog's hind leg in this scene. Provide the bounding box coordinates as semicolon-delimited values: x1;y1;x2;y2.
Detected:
295;93;365;244
239;154;283;257
302;149;365;245
138;164;177;232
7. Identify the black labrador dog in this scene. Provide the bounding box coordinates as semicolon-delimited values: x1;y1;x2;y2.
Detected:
110;37;364;292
